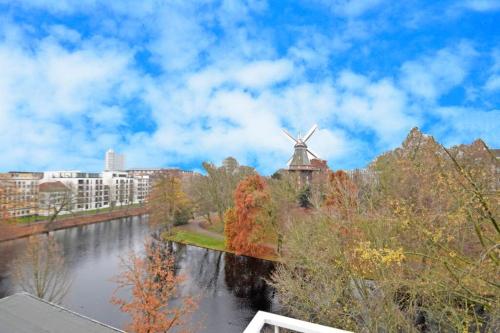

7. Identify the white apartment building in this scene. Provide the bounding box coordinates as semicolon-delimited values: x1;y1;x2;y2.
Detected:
0;172;43;217
102;171;134;207
105;149;125;171
42;171;109;212
132;175;151;204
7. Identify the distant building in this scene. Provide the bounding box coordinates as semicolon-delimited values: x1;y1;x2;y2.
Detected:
42;171;108;212
0;172;43;217
132;174;151;204
38;181;71;216
102;171;134;207
105;149;125;171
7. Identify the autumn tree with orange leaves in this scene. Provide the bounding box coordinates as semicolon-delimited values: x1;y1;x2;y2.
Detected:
324;170;358;220
111;240;198;333
224;175;274;257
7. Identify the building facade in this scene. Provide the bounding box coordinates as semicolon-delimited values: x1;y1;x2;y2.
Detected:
42;171;108;212
105;149;125;171
102;171;134;207
0;172;43;217
38;181;72;216
132;175;151;204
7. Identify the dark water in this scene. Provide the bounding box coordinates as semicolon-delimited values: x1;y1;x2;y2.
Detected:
0;216;278;332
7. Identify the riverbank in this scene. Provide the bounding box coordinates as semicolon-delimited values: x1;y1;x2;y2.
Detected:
0;206;148;242
163;220;278;262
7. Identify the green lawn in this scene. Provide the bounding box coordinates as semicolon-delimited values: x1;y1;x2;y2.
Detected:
205;220;225;234
163;229;225;251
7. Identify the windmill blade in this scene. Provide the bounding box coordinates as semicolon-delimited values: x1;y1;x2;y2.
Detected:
307;148;319;159
302;124;318;143
282;129;298;144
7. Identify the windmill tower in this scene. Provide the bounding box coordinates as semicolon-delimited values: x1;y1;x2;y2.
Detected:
282;124;323;182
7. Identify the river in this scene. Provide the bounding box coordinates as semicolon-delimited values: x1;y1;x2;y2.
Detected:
0;216;278;332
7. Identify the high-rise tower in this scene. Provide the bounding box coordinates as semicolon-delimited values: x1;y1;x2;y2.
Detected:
105;149;125;171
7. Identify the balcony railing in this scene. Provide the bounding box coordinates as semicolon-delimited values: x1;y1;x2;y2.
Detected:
244;311;351;333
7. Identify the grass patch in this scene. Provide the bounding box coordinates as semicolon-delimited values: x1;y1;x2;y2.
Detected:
163;229;225;251
204;220;225;234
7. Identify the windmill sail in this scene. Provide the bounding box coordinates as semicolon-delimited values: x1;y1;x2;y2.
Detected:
282;124;320;170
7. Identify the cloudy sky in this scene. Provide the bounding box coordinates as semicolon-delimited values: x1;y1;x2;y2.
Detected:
0;0;499;174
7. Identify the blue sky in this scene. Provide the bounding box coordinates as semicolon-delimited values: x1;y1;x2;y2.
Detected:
0;0;499;174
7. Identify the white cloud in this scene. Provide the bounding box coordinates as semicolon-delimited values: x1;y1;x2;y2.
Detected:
312;0;385;17
400;42;477;100
461;0;500;12
0;1;497;175
233;59;294;88
485;75;500;91
484;49;500;91
432;107;500;147
0;22;142;171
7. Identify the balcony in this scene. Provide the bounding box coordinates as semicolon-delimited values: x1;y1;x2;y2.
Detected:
244;311;350;333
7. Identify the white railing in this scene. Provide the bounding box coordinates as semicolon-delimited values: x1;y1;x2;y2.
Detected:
243;311;352;333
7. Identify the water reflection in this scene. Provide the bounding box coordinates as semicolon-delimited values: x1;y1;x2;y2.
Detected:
0;216;278;332
224;253;275;311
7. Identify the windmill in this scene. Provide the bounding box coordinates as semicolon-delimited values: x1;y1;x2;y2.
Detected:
282;124;320;170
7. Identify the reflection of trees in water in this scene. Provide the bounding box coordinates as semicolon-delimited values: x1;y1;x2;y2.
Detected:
54;216;149;270
165;242;276;310
0;239;26;298
224;253;275;311
10;235;71;304
166;242;224;293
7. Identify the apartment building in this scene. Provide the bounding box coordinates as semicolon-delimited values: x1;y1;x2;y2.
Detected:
102;171;134;207
0;172;43;217
105;149;125;171
132;175;151;204
42;171;109;212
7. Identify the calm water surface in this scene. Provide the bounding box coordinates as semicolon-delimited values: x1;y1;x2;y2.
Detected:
0;216;278;332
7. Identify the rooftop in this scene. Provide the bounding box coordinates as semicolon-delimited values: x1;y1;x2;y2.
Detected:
0;293;124;333
39;181;70;192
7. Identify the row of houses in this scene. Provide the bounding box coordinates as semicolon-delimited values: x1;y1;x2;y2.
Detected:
0;168;193;218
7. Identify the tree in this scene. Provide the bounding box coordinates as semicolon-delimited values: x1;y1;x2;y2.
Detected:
40;182;75;233
268;173;301;253
185;173;215;224
297;186;312;208
272;128;499;332
111;240;198;333
10;235;71;304
224;175;274;257
148;174;191;234
324;170;358;220
188;158;255;224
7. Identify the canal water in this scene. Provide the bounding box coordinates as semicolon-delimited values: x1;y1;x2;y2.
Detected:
0;216;278;332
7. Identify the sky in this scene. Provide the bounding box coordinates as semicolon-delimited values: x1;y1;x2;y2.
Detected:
0;0;499;174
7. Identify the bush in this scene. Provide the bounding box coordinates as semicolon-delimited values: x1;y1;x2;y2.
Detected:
173;206;192;226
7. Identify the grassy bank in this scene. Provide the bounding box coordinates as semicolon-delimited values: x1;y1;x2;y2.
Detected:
163;229;226;251
162;227;279;262
15;203;144;224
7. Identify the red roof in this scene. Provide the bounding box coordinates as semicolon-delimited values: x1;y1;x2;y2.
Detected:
39;181;69;192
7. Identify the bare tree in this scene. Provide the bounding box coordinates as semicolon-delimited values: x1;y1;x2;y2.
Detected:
10;235;71;304
41;183;76;233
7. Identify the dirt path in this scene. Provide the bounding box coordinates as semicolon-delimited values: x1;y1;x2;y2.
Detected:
177;217;224;240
